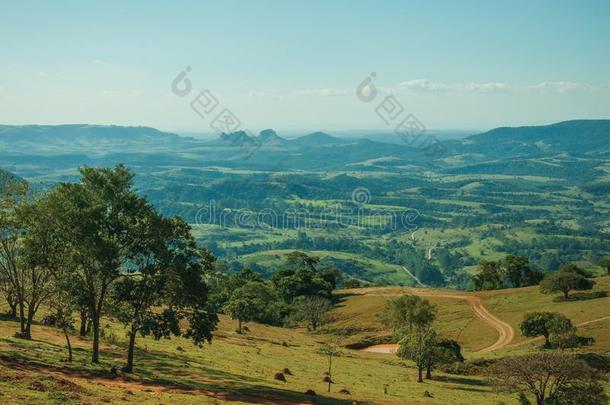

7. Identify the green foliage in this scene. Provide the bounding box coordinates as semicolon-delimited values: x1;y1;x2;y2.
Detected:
519;312;575;347
397;327;439;382
224;280;280;332
540;265;595;299
546;381;609;405
381;295;437;337
291;296;332;331
473;256;542;291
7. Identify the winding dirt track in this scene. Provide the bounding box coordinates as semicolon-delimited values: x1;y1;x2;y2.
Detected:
361;289;515;354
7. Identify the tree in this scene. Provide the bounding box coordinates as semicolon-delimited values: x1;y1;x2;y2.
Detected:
111;215;218;372
519;312;574;348
0;183;58;339
502;255;542;288
292;296;332;331
271;252;336;302
488;353;597;405
48;285;76;362
397;327;438;383
425;338;463;379
473;260;504;291
41;165;155;363
381;295;436;337
540;270;594;300
549;381;608;405
320;343;341;393
224;280;275;333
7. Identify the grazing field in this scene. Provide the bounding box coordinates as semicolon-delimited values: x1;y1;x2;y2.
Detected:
2;277;609;404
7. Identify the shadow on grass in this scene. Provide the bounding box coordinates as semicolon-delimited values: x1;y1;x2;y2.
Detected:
553;291;608;302
433;375;488;387
0;343;357;405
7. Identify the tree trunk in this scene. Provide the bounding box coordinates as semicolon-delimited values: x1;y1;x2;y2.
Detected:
543;335;550;348
24;304;35;339
237;318;242;333
417;367;423;383
563;290;569;300
536;394;544;405
7;300;17;318
18;300;26;335
63;328;73;362
91;312;101;363
425;364;432;379
124;330;137;373
327;354;332;393
79;309;88;337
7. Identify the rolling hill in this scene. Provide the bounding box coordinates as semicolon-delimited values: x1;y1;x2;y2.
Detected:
1;278;609;404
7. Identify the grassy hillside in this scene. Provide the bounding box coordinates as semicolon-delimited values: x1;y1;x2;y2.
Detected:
2;278;609;404
0;312;511;404
329;276;610;357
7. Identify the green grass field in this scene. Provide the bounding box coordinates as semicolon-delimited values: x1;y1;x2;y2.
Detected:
1;277;609;404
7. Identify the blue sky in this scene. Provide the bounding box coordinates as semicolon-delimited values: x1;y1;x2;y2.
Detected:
1;0;609;133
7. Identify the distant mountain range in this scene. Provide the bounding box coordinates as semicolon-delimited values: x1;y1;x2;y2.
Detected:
461;120;610;158
0;120;608;177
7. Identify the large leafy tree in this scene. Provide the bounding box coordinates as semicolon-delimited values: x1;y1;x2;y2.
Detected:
42;165;155;362
540;265;595;300
502;255;543;288
271;252;338;302
111;214;218;372
0;181;58;339
519;312;574;348
472;260;504;291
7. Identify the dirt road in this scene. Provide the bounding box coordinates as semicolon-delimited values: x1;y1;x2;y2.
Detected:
361;289;515;354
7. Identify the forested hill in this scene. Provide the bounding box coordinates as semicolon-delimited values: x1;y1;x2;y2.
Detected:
0;124;188;154
0;169;22;193
461;120;610;157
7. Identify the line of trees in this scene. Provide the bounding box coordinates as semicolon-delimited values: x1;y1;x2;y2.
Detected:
0;165;218;371
473;255;543;291
210;251;340;333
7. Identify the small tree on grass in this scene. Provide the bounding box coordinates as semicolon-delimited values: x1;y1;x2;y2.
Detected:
293;296;332;331
519;312;574;348
224;280;275;333
320;343;341;393
540;268;594;300
488;352;598;405
381;295;436;337
397;327;438;383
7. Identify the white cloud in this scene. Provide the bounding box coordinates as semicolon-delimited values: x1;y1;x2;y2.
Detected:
294;88;351;97
396;79;510;93
528;81;592;93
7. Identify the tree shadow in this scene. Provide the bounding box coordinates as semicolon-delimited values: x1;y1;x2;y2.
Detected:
554;291;608;302
433;375;488;387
